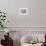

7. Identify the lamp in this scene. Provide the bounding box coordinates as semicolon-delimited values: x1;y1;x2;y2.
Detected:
5;29;9;33
5;29;10;37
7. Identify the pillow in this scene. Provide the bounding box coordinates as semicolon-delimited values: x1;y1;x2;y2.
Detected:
20;35;37;43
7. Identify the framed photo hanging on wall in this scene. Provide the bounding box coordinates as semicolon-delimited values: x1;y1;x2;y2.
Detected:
20;8;28;15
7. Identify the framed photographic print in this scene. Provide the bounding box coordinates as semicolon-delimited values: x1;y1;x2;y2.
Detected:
20;8;28;15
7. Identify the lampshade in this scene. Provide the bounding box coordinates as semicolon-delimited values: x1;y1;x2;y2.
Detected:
5;29;10;33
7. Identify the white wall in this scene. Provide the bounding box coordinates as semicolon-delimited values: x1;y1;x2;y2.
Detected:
0;0;46;32
0;0;46;27
31;0;46;27
0;0;30;27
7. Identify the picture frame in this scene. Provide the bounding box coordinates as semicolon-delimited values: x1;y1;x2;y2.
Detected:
20;8;28;15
